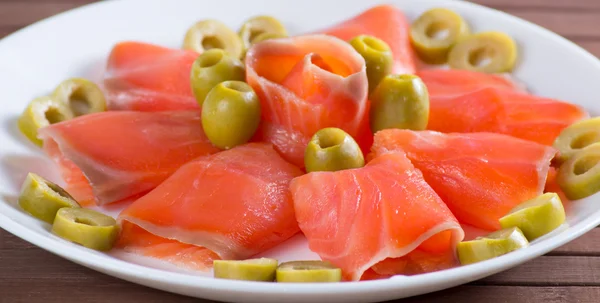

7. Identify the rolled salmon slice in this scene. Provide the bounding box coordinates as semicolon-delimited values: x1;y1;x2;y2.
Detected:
104;41;199;111
427;87;588;146
371;130;557;230
318;5;416;75
117;143;303;270
291;152;464;281
246;35;369;167
39;111;220;206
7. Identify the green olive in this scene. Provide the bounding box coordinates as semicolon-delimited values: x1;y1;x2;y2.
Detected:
554;117;600;163
190;49;246;106
410;8;471;64
457;227;529;265
304;128;365;173
51;208;119;251
557;143;600;200
18;96;74;146
183;19;244;59
251;32;288;44
202;81;261;149
448;31;517;73
52;78;106;117
18;173;80;224
349;35;393;93
213;258;278;281
276;261;342;283
499;193;565;241
369;74;429;132
239;16;288;51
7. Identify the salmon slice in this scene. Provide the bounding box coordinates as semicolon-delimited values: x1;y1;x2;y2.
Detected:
246;35;369;167
371;130;557;230
319;5;416;74
417;69;523;96
117;143;303;269
290;152;464;281
104;41;199;111
39;111;219;206
118;222;219;270
427;87;588;146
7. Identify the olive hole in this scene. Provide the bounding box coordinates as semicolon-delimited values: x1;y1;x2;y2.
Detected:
197;50;224;68
425;22;450;40
468;47;494;68
202;36;224;51
362;36;388;52
75;217;98;226
44;107;67;124
309;54;333;73
45;181;73;200
573;155;600;175
570;132;600;149
222;81;252;93
317;131;344;149
249;29;265;44
69;87;91;116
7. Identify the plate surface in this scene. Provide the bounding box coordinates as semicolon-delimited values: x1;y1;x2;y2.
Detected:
1;0;600;302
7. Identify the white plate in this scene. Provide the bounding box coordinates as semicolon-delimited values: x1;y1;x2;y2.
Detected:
1;0;599;302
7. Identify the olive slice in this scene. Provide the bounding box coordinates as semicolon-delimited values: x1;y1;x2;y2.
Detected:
18;96;73;146
557;143;600;200
457;227;529;265
499;193;566;240
183;20;244;59
448;31;517;73
52;78;106;116
213;258;278;281
276;261;342;283
239;16;288;50
250;32;287;44
304;128;365;172
51;208;119;251
410;8;471;64
18;173;80;223
553;117;600;163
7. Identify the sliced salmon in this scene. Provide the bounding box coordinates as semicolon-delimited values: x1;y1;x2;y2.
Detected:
290;151;464;281
118;222;219;270
417;69;523;96
427;88;588;146
39;111;219;206
117;143;302;270
371;130;557;230
246;35;369;167
319;5;416;74
104;41;199;111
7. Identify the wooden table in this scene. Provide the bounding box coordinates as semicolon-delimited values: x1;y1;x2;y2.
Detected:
2;0;600;302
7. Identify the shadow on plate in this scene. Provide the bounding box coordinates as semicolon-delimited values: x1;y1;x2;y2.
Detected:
0;154;61;192
0;193;19;209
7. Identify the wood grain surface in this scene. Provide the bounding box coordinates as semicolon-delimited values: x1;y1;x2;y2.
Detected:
2;0;600;302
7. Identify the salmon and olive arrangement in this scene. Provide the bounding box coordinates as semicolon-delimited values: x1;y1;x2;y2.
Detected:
15;5;598;282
